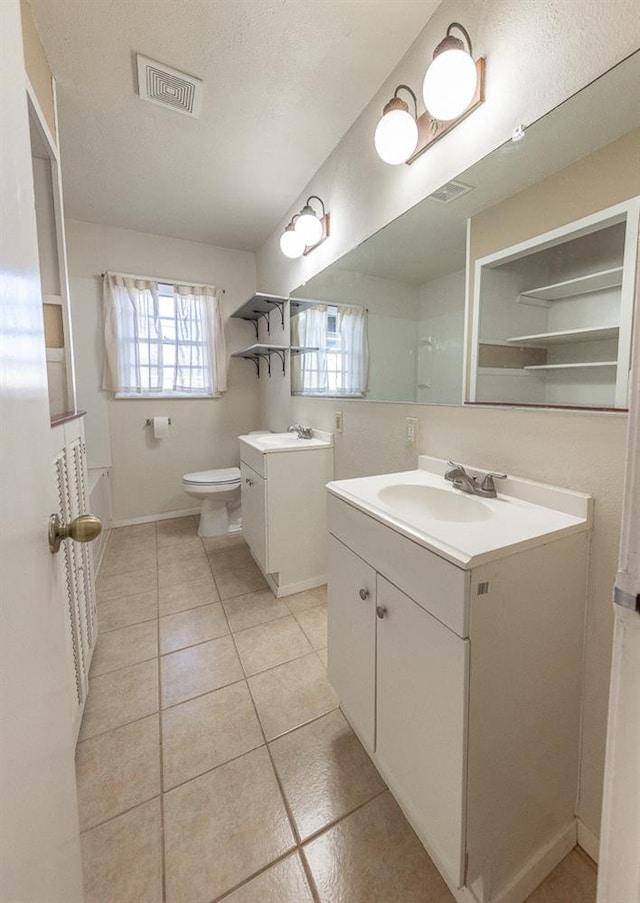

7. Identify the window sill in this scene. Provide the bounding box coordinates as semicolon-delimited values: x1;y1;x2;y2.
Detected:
114;393;220;400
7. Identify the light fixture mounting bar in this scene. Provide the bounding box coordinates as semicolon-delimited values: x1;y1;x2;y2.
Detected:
406;58;485;165
303;213;330;256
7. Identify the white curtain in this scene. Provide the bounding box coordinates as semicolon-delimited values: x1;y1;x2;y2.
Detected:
102;273;226;396
102;273;161;393
337;304;368;397
291;305;329;394
174;284;227;395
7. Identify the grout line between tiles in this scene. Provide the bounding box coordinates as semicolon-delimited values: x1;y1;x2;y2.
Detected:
155;523;168;903
80;793;164;836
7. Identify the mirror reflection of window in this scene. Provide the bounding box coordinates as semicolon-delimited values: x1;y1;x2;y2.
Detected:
291;302;368;397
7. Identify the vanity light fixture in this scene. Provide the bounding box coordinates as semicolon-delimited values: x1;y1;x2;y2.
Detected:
374;85;419;165
279;218;305;259
423;23;478;121
295;196;325;246
280;196;330;258
374;22;484;166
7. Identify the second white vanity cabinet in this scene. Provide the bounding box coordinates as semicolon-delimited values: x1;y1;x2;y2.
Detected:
239;432;333;596
327;459;592;903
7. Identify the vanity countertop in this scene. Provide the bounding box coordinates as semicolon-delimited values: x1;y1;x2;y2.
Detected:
239;430;333;454
327;455;592;569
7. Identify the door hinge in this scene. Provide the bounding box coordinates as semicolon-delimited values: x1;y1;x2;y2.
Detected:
613;585;640;612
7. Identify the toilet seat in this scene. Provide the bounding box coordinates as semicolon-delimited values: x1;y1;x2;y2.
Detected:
182;467;241;487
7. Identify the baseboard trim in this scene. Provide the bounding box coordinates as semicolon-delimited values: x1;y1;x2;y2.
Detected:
491;821;577;903
262;570;327;599
576;818;599;863
110;507;201;528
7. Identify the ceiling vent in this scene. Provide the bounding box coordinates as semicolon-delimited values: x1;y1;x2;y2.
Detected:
136;54;203;118
429;180;474;204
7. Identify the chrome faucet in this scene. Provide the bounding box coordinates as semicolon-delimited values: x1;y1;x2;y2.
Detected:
444;461;507;498
287;423;314;440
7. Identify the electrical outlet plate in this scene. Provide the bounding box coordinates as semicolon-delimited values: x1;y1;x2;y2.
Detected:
335;411;343;434
406;417;418;446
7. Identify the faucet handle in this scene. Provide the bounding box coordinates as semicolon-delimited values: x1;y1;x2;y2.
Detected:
480;472;507;492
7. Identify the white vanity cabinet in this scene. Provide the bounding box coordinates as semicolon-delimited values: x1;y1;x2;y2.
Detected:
327;466;591;903
239;433;333;596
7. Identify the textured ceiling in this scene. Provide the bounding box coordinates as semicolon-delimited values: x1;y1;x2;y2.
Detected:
29;0;441;250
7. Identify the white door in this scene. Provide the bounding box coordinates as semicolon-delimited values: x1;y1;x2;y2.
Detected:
597;244;640;901
327;535;376;750
0;2;84;899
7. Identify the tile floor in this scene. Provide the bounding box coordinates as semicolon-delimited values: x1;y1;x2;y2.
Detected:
78;516;598;903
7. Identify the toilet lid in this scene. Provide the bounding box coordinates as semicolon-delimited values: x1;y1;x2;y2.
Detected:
183;467;241;486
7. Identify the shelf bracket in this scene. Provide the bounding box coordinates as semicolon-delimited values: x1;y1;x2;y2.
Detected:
270;347;286;375
271;300;285;331
251;310;271;336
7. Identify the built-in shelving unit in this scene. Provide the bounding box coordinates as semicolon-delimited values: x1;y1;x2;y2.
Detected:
231;292;288;338
470;200;639;409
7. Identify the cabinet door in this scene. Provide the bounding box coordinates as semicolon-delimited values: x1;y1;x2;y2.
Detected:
240;462;267;572
376;576;468;888
327;535;376;751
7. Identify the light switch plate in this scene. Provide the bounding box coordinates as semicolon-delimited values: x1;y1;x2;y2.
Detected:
406;417;418;446
335;411;343;434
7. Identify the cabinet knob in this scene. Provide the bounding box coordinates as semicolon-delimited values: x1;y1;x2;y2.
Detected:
376;605;387;619
245;478;254;486
359;587;369;600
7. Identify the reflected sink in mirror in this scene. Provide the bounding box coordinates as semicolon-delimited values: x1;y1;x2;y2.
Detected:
377;484;492;523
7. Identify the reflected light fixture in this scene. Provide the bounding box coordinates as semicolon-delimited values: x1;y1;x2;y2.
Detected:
280;196;330;258
279;218;305;259
373;22;484;166
374;85;419;165
423;22;478;121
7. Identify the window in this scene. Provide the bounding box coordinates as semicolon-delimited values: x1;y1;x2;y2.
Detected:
102;273;226;397
291;302;368;396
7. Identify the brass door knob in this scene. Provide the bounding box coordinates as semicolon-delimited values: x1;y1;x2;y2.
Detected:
49;513;102;554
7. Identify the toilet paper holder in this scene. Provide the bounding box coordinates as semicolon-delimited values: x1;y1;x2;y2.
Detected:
145;418;172;426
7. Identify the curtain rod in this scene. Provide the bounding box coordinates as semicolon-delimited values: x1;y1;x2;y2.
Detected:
101;271;225;293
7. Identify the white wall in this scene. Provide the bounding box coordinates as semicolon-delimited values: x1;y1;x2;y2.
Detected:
66;220;258;522
253;0;640;847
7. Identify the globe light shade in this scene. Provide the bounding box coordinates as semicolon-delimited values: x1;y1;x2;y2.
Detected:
294;206;324;246
279;226;305;259
423;46;478;121
374;106;418;165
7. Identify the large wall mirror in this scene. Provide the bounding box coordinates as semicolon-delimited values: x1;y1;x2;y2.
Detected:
291;51;640;409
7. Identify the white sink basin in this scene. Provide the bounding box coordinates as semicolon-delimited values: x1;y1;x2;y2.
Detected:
327;456;592;568
256;433;311;447
377;484;492;523
239;431;333;453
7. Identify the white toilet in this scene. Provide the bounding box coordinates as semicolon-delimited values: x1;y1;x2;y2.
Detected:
182;467;242;537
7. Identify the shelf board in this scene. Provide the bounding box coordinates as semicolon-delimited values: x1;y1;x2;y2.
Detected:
231;293;287;321
231;344;288;358
518;267;623;306
523;361;617;371
507;325;620;346
290;346;320;355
